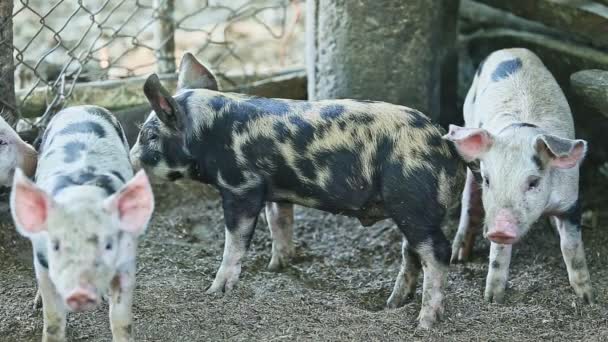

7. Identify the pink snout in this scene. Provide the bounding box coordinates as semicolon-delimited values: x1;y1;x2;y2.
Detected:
65;287;99;312
487;209;519;244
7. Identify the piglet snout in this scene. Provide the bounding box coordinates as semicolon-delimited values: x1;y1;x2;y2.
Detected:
66;287;98;312
487;209;519;244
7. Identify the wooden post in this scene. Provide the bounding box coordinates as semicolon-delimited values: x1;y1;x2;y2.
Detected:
155;0;176;74
306;0;460;124
0;0;18;127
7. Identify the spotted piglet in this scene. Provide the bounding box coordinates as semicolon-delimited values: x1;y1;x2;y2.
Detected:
0;115;37;187
130;53;467;328
444;48;593;304
10;106;154;342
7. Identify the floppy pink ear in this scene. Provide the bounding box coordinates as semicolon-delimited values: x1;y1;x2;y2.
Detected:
442;124;493;162
10;168;52;236
105;170;154;235
535;134;587;169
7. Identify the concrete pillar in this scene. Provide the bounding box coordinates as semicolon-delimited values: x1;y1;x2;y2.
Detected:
306;0;459;124
0;0;18;127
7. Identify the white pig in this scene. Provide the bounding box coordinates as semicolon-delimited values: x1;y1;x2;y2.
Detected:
444;48;593;304
10;106;154;342
0;115;37;186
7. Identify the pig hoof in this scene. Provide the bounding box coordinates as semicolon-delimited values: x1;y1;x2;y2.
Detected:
32;288;42;310
206;265;241;294
575;288;595;305
386;293;413;309
267;254;291;272
417;312;438;330
484;289;505;304
450;248;463;264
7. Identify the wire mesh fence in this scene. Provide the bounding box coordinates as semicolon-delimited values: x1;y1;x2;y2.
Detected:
0;0;304;132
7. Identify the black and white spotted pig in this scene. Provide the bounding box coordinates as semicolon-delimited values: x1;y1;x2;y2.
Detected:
10;105;154;342
0;115;37;186
130;53;466;328
445;48;593;304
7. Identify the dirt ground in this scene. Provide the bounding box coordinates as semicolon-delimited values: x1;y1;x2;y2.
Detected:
0;179;607;342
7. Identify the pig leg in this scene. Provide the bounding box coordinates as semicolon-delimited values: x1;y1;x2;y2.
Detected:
386;238;421;308
415;236;449;329
265;202;295;271
38;271;67;342
206;190;263;294
33;288;42;309
484;242;512;303
553;211;594;303
109;266;136;342
451;168;483;263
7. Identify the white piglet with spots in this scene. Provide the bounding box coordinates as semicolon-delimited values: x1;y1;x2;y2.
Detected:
10;105;154;342
444;48;593;303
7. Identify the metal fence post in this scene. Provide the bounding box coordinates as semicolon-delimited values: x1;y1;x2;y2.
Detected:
154;0;176;74
0;0;18;127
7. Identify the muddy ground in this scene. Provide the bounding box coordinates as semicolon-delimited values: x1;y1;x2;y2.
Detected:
0;179;607;342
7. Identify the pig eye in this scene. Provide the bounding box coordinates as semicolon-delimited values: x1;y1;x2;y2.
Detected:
147;132;158;141
483;176;490;187
528;177;540;191
105;242;113;251
52;240;60;252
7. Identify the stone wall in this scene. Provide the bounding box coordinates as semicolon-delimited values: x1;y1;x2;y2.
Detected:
459;0;608;166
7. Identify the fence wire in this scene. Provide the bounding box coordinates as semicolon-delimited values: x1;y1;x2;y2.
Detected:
0;0;304;131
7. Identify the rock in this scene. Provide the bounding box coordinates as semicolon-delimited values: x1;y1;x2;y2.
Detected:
476;0;608;48
306;0;460;124
569;70;608;164
460;0;565;37
570;69;608;119
0;0;18;127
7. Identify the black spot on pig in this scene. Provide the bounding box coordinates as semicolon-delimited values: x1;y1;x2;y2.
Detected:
209;96;226;112
52;171;118;196
110;170;125;182
353;114;375;126
167;171;184;181
320;104;345;120
245;97;290;116
491;58;522;81
532;155;544;171
409;112;432;128
289;116;315;153
561;200;582;228
58;121;106;139
273;121;290;142
174;91;195;127
87;106;127;144
63;141;87;163
36;251;48;269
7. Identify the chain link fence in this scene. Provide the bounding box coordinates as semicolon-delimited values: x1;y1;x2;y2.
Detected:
0;0;304;134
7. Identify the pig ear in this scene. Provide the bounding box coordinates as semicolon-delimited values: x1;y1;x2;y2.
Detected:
535;134;587;169
104;170;154;235
10;169;53;236
177;53;219;91
143;74;184;131
442;124;493;162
